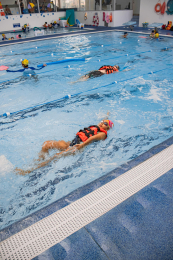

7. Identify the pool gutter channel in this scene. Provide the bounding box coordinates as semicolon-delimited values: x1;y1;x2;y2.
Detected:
0;135;173;259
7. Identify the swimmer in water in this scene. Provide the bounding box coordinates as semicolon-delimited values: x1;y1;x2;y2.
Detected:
150;30;155;38
15;119;114;175
6;59;47;72
2;34;7;40
123;32;128;38
154;27;159;39
72;65;120;83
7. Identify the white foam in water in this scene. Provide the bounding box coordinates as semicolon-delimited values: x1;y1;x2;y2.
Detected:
145;86;162;103
98;161;117;170
96;111;109;120
0;155;14;175
116;120;125;125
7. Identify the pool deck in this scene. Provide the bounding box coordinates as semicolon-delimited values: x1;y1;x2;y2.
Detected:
0;26;173;259
0;25;173;47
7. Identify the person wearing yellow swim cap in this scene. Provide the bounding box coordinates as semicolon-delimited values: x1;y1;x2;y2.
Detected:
22;59;29;67
2;34;7;41
6;59;47;72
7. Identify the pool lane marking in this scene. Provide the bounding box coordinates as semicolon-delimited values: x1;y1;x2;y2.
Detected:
0;66;172;118
0;143;173;259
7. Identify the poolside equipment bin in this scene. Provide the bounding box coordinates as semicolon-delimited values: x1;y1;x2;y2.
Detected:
76;18;84;29
142;22;149;28
34;30;44;36
60;20;67;27
78;23;84;29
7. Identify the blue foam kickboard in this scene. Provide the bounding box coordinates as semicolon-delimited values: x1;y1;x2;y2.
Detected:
149;23;163;27
123;21;136;26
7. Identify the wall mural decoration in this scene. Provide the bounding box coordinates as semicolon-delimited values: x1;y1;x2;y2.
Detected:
166;0;173;14
155;1;166;14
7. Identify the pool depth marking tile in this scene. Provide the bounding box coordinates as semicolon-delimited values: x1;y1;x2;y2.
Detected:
0;143;173;260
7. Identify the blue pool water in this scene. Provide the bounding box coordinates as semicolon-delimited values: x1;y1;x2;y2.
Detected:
0;31;173;230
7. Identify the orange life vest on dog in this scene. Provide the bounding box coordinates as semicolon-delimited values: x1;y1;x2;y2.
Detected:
76;125;107;142
99;65;118;74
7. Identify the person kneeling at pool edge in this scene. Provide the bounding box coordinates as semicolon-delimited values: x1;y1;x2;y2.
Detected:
6;59;47;72
15;119;114;175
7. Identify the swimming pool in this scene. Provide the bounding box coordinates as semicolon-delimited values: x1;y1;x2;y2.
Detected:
0;31;173;230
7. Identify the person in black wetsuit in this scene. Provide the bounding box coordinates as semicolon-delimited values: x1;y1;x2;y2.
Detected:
6;59;47;73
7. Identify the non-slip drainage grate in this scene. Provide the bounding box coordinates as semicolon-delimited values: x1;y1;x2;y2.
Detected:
1;144;173;260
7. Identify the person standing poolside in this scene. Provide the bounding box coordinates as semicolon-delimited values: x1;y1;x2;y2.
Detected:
19;0;24;14
47;1;54;11
6;59;47;73
15;119;114;175
5;5;12;15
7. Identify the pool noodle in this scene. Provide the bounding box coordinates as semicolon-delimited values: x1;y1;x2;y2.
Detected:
34;27;41;31
37;58;85;67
